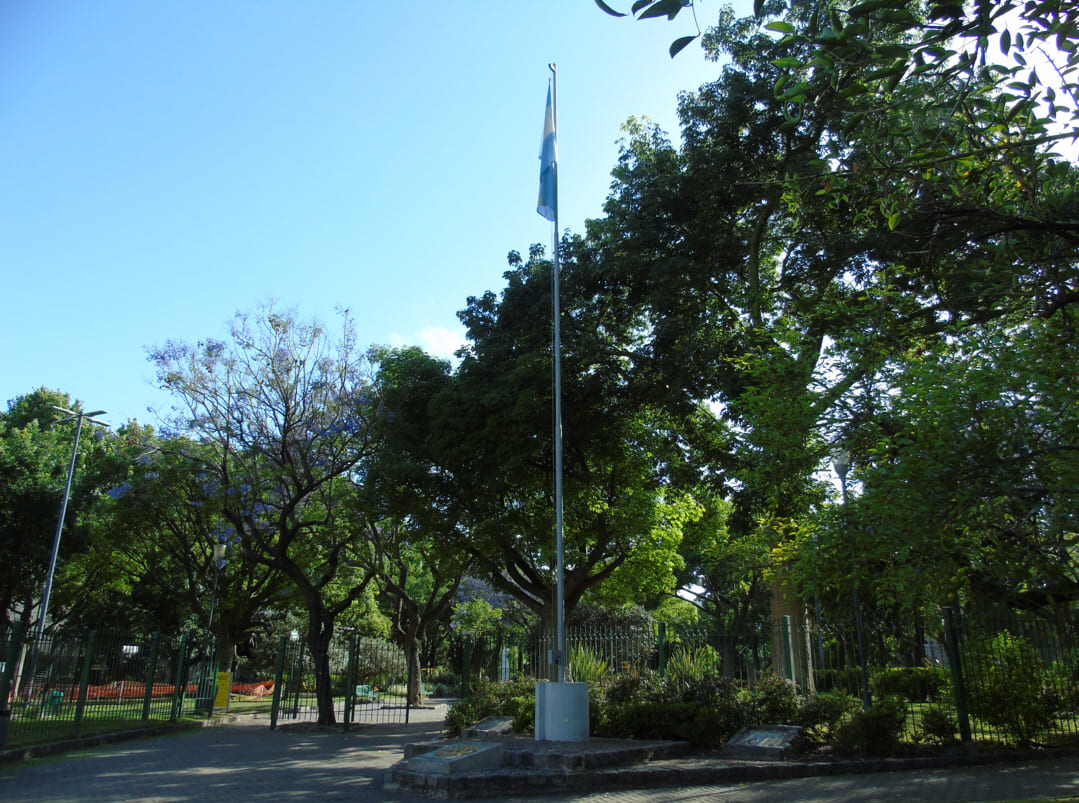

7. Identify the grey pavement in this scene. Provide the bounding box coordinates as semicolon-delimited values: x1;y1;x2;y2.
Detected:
2;708;1079;803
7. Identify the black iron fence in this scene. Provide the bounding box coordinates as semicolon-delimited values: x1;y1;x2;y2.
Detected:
268;634;416;728
0;623;217;750
469;607;1079;748
7;605;1079;750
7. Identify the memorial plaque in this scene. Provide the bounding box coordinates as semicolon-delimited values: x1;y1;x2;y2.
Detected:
406;740;505;774
721;725;804;761
464;715;514;738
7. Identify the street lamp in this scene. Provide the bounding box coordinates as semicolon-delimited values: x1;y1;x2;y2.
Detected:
202;543;227;715
206;543;227;640
38;406;109;641
832;450;872;710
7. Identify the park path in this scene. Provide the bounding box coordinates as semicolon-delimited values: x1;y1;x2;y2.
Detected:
3;710;1079;802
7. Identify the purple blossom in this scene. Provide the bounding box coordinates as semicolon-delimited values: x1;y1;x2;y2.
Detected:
106;482;133;500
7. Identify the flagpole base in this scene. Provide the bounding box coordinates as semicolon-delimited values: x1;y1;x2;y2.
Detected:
534;682;589;742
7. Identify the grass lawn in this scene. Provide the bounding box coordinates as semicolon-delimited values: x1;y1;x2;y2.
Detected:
3;695;274;750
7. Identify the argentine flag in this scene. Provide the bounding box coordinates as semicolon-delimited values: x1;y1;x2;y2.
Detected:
537;84;557;222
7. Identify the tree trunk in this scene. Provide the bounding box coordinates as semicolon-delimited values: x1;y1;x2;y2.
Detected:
406;636;423;706
770;577;812;689
308;609;336;726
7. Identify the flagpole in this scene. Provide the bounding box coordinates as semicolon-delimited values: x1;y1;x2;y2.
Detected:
547;62;567;684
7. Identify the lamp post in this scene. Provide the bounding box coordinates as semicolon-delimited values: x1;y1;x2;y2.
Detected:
206;543;227;640
202;543;226;715
832;451;872;710
38;406;109;641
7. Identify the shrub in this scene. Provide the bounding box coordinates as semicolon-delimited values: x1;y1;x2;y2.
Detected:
1048;653;1079;716
919;706;958;744
568;644;609;683
830;696;908;758
798;692;859;743
604;672;661;704
744;674;799;725
872;666;948;702
599;700;742;748
665;645;720;685
660;676;737;706
444;677;536;736
814;668;864;695
965;631;1054;746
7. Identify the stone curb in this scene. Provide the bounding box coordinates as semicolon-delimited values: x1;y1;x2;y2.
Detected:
389;745;1079;798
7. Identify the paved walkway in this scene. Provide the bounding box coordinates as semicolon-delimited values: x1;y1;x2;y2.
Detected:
2;710;1079;802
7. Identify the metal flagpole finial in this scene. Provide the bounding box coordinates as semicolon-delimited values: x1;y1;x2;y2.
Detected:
549;63;556;74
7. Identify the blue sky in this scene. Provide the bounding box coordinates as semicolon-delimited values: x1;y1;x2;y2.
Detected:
1;1;747;427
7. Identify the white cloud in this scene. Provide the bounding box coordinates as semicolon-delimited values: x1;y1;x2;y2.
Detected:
387;326;467;362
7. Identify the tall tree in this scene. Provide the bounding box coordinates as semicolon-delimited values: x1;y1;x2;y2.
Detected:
433;247;702;630
148;304;380;725
588;0;1079;633
93;433;290;667
353;347;471;706
0;390;112;632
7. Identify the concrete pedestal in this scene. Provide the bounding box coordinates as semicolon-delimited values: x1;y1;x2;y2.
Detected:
535;682;589;742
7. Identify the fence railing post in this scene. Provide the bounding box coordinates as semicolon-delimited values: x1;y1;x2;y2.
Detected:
142;632;161;723
942;606;972;744
461;637;473;698
0;618;25;750
343;634;357;733
74;630;98;737
270;635;287;730
657;622;668;678
170;635;188;722
781;615;795;682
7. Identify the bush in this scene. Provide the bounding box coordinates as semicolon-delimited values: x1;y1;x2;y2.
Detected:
568;645;609;683
830;696;908;758
665;645;721;685
1048;653;1079;716
444;677;536;736
919;707;958;744
798;692;859;743
872;666;948;702
599;700;742;748
604;672;662;704
828;695;906;759
965;631;1055;746
659;676;737;706
815;668;864;695
744;675;799;725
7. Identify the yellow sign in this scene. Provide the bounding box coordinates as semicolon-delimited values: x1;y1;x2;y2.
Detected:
213;671;231;713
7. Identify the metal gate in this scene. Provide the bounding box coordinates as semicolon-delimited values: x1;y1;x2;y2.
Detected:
270;634;413;728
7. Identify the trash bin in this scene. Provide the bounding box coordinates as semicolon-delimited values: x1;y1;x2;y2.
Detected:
45;690;64;715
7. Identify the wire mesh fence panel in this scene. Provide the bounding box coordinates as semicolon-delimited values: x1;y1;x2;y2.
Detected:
0;629;185;749
346;636;412;726
952;610;1079;746
271;635;413;728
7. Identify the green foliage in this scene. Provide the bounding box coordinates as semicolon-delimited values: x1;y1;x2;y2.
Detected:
743;674;799;725
0;389;118;629
599;701;736;748
352;637;407;686
797;692;859;743
450;599;503;640
1049;654;1079;717
444;677;537;736
568;644;609;684
665;645;720;685
872;666;947;703
918;707;958;745
830;696;908;758
814;668;865;695
965;631;1055;746
604;672;662;705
